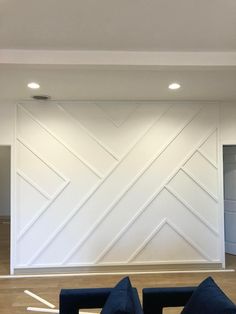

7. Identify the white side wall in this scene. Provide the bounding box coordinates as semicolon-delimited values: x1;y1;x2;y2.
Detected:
0;102;15;145
0;103;15;217
0;146;10;216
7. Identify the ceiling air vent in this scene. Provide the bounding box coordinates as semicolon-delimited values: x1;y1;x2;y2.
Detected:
32;95;51;100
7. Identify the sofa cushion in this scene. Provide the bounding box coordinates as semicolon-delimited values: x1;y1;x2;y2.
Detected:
101;277;136;314
181;276;236;314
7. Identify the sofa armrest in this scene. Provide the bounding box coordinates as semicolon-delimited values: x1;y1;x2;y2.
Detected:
142;286;196;314
59;288;112;314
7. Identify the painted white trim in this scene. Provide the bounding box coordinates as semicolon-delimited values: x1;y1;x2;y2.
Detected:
57;104;120;160
0;50;236;66
17;170;51;200
181;167;218;201
165;185;218;235
197;148;217;169
1;268;234;280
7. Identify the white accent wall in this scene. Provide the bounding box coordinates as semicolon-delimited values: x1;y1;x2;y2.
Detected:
15;101;221;269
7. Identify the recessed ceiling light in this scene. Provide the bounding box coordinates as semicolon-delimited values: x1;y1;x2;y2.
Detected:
27;82;40;89
168;82;181;90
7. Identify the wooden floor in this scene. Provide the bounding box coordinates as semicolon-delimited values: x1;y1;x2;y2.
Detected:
1;221;236;313
0;270;236;314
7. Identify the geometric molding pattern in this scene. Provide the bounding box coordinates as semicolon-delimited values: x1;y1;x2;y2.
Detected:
15;101;221;268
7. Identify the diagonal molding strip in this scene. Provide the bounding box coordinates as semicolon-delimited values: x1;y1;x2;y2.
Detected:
17;179;70;241
17;137;68;181
57;104;120;160
165;185;218;235
17;169;51;200
181;167;218;201
18;104;103;178
197;148;217;169
127;218;167;262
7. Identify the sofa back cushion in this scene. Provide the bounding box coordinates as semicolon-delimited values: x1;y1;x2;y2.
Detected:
181;276;236;314
101;277;141;314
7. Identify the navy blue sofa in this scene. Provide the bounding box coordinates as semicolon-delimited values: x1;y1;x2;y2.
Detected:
60;277;236;314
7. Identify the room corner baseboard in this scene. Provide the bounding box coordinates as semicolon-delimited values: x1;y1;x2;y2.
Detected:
13;263;224;276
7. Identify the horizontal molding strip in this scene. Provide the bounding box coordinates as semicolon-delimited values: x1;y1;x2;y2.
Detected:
1;50;236;66
11;265;231;278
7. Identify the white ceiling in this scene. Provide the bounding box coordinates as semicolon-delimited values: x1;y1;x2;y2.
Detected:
1;0;236;51
0;0;236;102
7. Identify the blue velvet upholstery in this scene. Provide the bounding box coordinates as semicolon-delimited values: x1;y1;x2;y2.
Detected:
59;277;143;314
101;277;142;314
181;277;236;314
143;286;195;314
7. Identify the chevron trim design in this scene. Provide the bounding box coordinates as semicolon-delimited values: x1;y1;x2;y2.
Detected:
127;219;212;263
